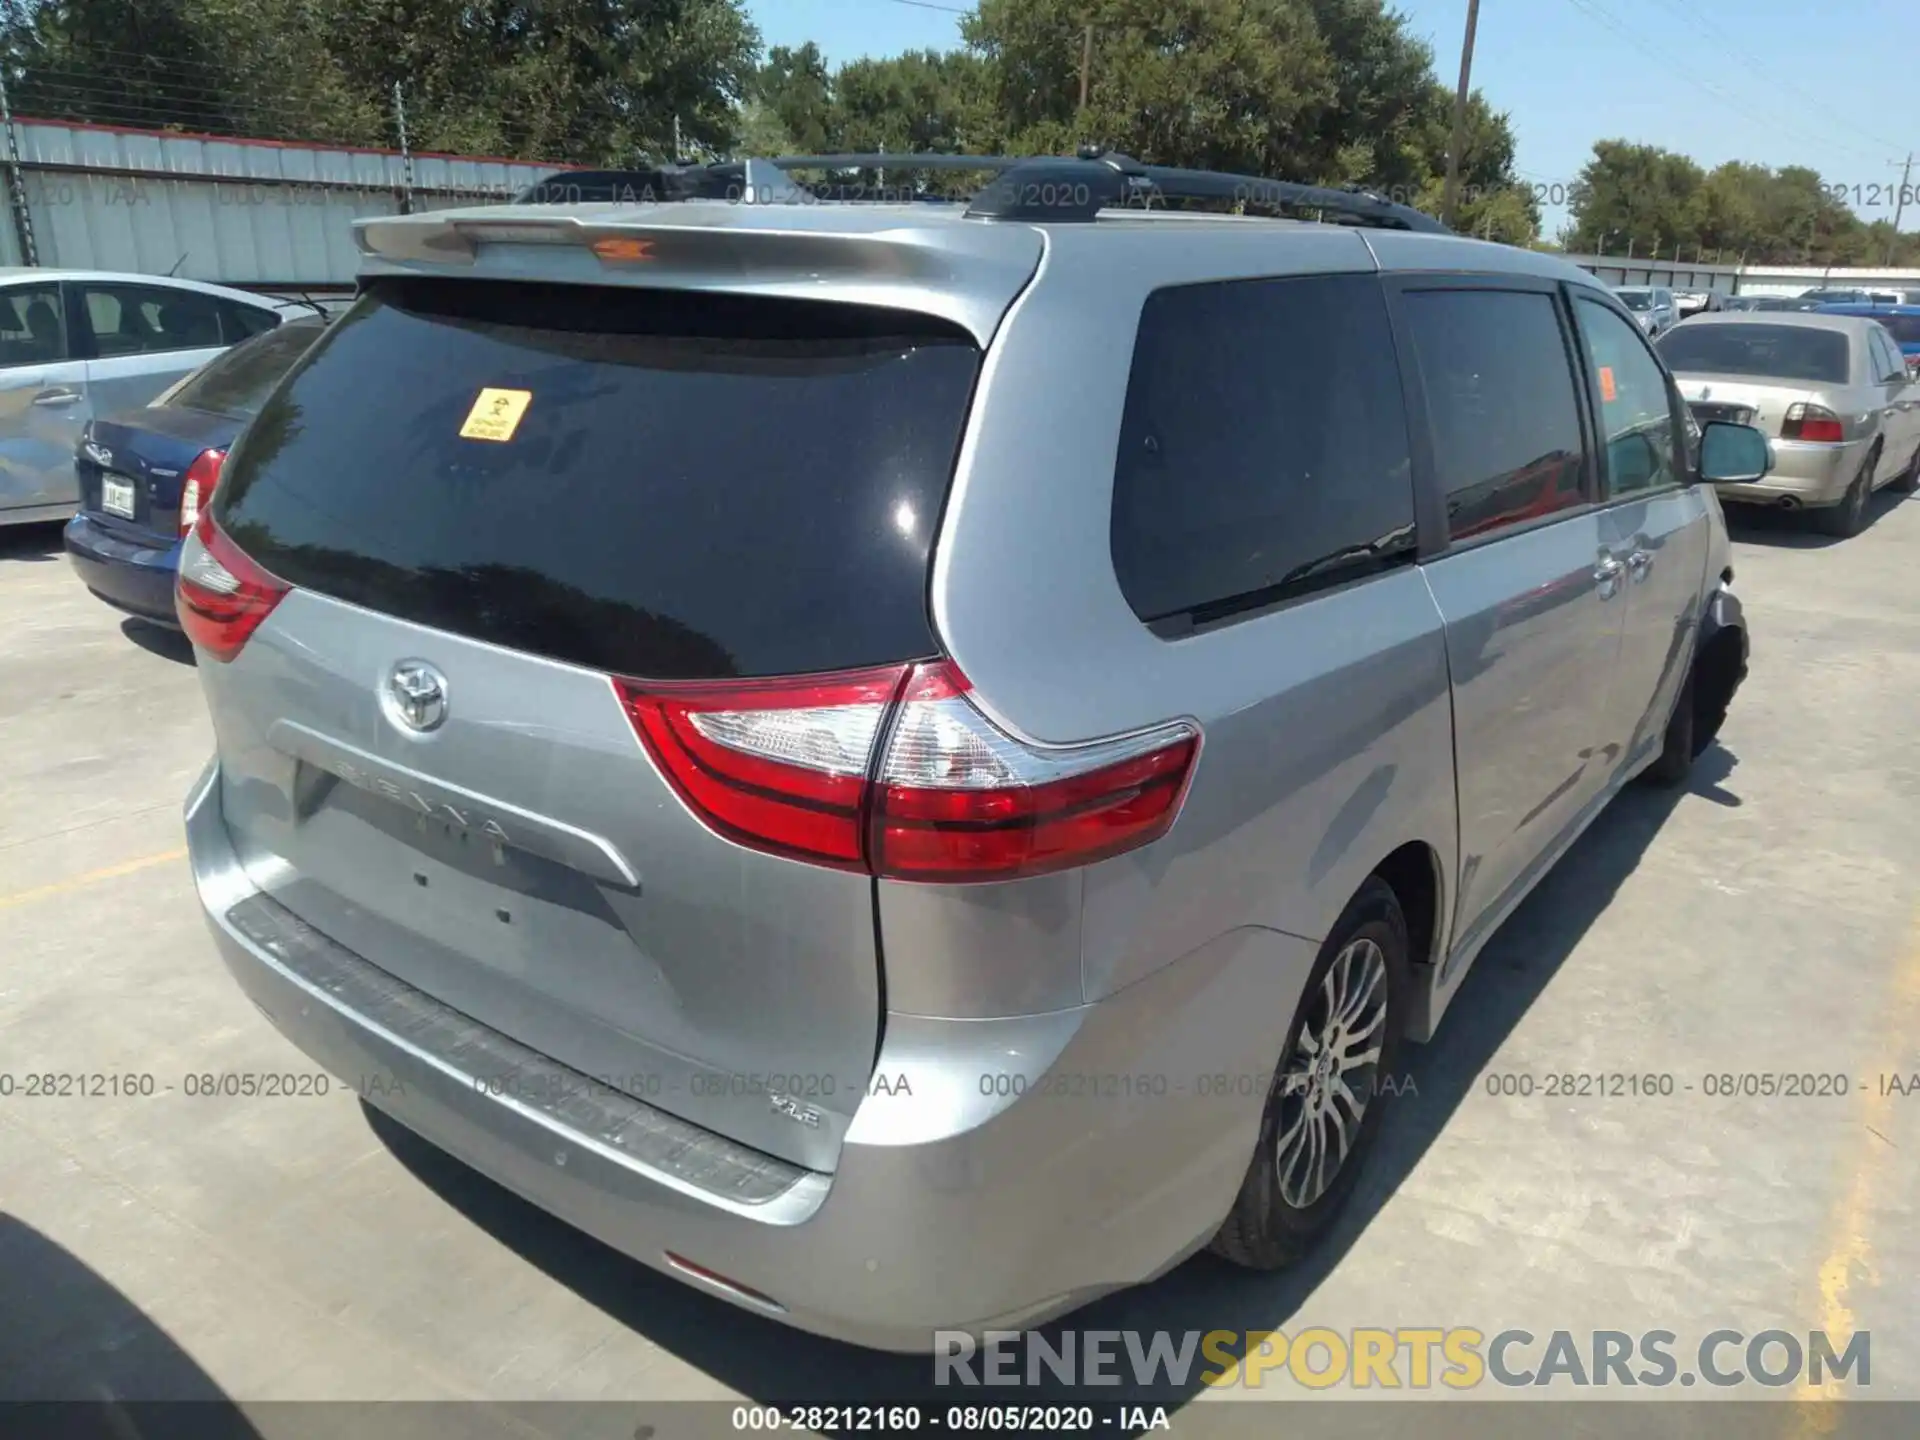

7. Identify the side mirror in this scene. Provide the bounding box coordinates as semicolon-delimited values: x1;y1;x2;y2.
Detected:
1698;421;1772;485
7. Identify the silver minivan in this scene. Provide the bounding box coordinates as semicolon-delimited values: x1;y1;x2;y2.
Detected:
0;269;298;528
178;155;1762;1351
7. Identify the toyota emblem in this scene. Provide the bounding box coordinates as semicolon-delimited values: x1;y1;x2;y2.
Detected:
383;659;449;734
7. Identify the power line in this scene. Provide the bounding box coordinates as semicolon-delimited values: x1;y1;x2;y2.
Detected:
1632;0;1906;157
881;0;971;14
1560;0;1895;168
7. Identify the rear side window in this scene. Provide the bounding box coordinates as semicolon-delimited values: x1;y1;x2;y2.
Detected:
220;301;282;341
1401;289;1588;542
1656;324;1852;384
1110;274;1416;625
81;283;226;356
214;279;982;680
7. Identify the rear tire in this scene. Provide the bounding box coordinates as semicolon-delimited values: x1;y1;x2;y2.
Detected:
1210;877;1410;1271
1814;451;1875;537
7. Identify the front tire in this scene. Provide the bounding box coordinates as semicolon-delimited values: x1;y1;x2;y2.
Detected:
1210;877;1411;1271
1643;663;1697;788
1892;442;1920;494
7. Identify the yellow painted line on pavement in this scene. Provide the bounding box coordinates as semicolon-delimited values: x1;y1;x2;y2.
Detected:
1785;905;1920;1434
0;847;188;911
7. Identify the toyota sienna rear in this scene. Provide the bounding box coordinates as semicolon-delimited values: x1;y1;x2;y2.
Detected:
182;160;1750;1349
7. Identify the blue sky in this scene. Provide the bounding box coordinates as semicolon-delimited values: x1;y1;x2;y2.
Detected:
743;0;1920;240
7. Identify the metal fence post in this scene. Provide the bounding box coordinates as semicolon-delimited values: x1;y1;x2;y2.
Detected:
393;82;415;215
0;69;38;266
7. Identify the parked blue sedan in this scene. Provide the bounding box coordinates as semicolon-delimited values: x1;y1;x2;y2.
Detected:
64;316;325;628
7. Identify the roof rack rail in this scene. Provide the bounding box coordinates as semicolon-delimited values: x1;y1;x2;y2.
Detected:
515;150;1449;234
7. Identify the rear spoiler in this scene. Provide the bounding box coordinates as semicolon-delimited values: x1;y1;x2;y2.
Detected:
351;208;1045;347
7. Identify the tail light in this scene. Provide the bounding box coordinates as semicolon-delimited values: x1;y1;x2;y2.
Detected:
1782;403;1845;443
614;661;1200;882
175;512;289;662
177;447;226;538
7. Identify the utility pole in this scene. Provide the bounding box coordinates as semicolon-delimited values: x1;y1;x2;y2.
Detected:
1440;0;1482;228
1078;23;1093;113
1889;152;1913;265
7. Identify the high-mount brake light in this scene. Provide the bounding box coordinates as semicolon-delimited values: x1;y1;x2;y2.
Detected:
614;661;1200;881
174;512;289;662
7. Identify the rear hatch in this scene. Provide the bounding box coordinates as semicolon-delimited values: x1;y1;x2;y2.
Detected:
196;276;987;1170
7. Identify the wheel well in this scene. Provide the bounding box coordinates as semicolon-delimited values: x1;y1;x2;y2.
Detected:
1374;842;1441;970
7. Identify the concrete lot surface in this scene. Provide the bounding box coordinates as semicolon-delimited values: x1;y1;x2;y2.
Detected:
1;494;1916;1437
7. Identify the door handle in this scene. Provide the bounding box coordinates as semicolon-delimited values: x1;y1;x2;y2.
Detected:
31;386;81;408
1594;556;1623;599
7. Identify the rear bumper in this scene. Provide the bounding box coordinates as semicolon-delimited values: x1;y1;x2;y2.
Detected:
184;760;1289;1351
1714;438;1868;507
64;513;181;625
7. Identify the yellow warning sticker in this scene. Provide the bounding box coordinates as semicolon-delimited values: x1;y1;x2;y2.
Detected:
1598;366;1617;403
459;387;532;442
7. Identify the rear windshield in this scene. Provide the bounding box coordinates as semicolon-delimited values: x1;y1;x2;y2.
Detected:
1617;291;1651;311
213;279;981;679
169;320;325;418
1656;324;1852;384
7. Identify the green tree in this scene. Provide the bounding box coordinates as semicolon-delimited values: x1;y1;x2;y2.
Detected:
1;0;761;164
1565;141;1705;256
755;42;835;153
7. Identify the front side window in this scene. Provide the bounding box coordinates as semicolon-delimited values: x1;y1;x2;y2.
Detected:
1575;296;1683;496
1401;288;1589;542
1109;273;1417;626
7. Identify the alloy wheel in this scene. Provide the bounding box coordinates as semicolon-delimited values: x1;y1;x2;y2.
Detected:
1273;937;1390;1209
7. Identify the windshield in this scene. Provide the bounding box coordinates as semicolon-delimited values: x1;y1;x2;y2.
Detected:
1657;324;1852;385
168;320;325;417
1617;291;1652;311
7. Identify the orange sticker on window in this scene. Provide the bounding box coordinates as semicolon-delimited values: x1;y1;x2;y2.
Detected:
459;387;532;442
1599;366;1617;403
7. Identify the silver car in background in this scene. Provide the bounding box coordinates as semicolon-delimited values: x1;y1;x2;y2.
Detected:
1615;285;1680;337
0;269;303;528
1657;311;1920;536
